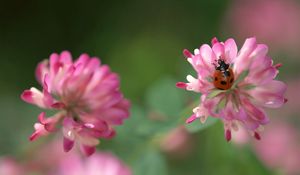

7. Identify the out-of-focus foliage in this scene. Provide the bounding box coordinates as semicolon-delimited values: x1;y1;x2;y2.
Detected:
1;0;300;174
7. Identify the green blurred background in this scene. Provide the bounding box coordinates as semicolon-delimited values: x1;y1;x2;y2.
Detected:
1;0;300;174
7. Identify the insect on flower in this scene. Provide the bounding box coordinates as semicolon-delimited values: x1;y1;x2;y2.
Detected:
21;51;130;156
213;59;234;90
177;37;287;141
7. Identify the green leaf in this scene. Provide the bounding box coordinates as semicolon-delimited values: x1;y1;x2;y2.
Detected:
145;77;185;117
185;116;218;133
132;149;168;175
116;105;147;136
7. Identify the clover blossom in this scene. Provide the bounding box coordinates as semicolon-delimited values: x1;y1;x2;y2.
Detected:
21;51;130;156
177;37;287;141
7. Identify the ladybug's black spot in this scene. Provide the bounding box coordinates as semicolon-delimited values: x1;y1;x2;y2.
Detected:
225;71;231;77
230;78;234;83
214;77;218;81
220;81;227;85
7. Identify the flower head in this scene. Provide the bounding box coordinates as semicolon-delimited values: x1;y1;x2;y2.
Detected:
254;121;300;174
21;51;130;156
177;37;287;141
226;0;300;56
0;157;23;175
56;152;132;175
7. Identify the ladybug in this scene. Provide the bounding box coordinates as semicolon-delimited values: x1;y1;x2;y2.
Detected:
213;59;234;90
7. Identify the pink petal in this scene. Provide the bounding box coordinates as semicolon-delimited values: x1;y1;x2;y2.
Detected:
74;53;89;67
100;108;129;125
199;44;217;70
211;37;219;45
176;82;187;89
242;99;269;124
49;53;60;75
21;90;34;103
254;132;261;140
44;123;57;132
21;87;53;108
183;49;193;58
212;42;225;59
234;37;257;75
115;99;131;111
105;129;116;138
186;114;197;124
81;145;96;157
42;74;54;107
86;57;101;72
35;60;49;84
225;129;232;142
92;92;123;110
241;116;260;130
80;118;111;138
247;66;277;85
220;102;238;120
63;137;74;152
245;44;269;74
59;51;72;64
51;102;65;109
274;63;282;69
29;132;39;141
249;55;272;72
85;69;119;95
249;44;268;60
29;123;48;141
224;38;237;63
38;112;46;124
249;80;287;108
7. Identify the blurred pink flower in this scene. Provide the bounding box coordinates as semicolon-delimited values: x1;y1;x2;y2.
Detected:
0;157;23;175
177;37;287;141
1;139;132;175
56;152;131;175
21;51;130;156
160;126;194;157
254;121;300;175
225;0;300;56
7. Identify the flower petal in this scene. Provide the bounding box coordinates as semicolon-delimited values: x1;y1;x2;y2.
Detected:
100;107;129;125
234;37;257;75
21;87;54;109
59;51;73;64
186;114;197;124
35;60;49;84
212;42;225;59
183;49;193;58
199;44;216;71
224;38;238;63
81;145;96;157
249;80;287;108
242;98;269;125
247;66;277;85
29;123;49;141
176;82;188;89
63;137;74;152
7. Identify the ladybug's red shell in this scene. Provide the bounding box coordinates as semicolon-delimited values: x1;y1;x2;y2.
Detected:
213;68;234;90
